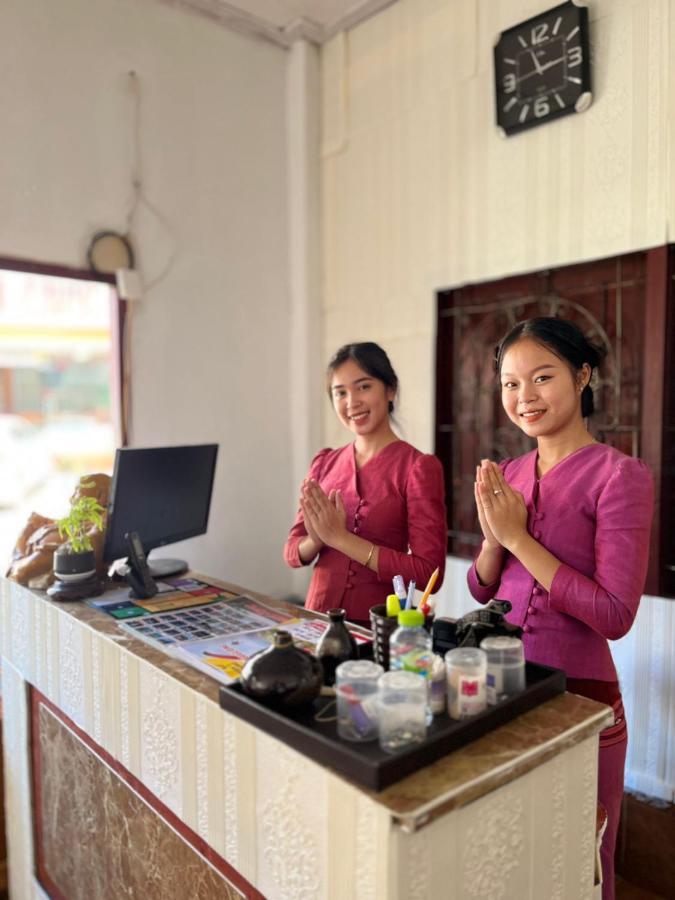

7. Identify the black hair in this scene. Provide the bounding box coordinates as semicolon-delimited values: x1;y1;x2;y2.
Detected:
495;317;606;417
326;342;399;414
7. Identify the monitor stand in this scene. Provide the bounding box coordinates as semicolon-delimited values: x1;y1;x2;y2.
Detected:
147;556;189;579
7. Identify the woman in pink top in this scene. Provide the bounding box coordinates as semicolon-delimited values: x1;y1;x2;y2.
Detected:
468;317;653;900
284;342;447;624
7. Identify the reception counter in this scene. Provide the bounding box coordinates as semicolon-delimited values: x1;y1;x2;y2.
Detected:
1;575;613;899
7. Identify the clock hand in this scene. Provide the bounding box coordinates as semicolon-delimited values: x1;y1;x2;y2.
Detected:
538;55;566;73
529;49;544;75
515;69;541;84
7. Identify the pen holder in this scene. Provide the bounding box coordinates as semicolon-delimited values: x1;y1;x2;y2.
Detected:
369;604;399;670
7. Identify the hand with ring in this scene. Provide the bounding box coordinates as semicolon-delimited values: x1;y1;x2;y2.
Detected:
474;464;501;550
475;460;528;551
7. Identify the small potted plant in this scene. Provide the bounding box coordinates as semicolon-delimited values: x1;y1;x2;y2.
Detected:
53;479;106;583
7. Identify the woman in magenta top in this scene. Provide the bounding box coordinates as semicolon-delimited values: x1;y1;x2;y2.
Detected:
468;317;653;900
284;342;447;624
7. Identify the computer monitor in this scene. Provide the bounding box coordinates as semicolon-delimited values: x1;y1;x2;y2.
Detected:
103;443;219;578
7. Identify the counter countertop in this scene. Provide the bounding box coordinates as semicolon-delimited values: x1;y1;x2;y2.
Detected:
10;573;612;832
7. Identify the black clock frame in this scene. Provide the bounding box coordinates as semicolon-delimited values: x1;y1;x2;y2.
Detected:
494;1;591;137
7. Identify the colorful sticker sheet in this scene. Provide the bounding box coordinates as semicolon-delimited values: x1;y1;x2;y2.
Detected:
117;594;291;648
85;577;238;620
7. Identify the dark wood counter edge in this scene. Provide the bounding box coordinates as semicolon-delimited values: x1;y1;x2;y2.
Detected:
6;575;614;830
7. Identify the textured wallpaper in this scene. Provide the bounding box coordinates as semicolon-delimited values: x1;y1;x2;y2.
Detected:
320;0;674;450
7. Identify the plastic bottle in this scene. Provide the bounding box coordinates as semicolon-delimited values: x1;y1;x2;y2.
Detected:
389;609;434;723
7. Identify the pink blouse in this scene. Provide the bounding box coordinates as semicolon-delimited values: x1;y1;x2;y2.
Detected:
284;441;447;621
467;443;654;681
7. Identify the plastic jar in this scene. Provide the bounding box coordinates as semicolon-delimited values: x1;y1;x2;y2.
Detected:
480;636;526;704
445;647;487;720
335;659;383;742
377;670;427;753
389;609;434;723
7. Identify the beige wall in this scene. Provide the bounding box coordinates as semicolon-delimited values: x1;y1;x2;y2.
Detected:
2;0;294;595
320;0;675;450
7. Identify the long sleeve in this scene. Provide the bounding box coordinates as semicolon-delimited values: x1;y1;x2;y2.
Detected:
467;562;499;604
376;454;447;591
548;457;654;639
283;448;331;568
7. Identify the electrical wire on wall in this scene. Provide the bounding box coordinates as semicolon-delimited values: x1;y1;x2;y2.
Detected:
124;70;178;291
118;69;179;446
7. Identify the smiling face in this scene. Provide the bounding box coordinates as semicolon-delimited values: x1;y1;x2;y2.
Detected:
330;358;396;440
500;338;590;440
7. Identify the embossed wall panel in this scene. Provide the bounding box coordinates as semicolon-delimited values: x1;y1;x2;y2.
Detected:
255;734;326;899
2;661;33;900
139;660;181;813
390;737;599;900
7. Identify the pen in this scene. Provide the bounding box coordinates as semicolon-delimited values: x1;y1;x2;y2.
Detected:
419;567;439;614
405;580;416;610
392;574;406;601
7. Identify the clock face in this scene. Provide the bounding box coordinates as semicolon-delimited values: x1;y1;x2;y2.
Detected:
494;1;591;136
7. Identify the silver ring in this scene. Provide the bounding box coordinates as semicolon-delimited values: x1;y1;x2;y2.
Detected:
493;489;503;495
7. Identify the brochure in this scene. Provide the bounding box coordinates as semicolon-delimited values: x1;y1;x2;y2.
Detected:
172;617;369;685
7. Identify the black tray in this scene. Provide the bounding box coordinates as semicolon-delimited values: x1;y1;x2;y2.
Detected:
218;661;566;791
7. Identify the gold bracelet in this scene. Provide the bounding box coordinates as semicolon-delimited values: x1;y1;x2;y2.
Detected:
363;543;375;567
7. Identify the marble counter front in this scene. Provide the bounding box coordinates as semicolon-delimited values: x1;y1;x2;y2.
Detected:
1;575;612;899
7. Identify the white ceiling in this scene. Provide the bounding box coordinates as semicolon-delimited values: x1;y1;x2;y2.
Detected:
155;0;398;46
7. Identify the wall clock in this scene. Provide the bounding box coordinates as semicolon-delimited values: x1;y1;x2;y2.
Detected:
494;1;591;137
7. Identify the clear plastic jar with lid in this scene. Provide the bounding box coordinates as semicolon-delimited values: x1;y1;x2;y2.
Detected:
445;646;487;720
377;670;427;752
480;635;525;704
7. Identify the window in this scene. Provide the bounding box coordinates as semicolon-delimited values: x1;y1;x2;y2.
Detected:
435;246;674;598
0;259;123;563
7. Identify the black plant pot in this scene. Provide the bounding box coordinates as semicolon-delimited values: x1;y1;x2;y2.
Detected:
240;630;323;713
53;548;96;582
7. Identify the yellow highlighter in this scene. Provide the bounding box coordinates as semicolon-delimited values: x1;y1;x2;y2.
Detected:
386;594;401;617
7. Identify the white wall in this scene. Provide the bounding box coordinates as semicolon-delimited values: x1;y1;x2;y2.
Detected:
2;0;294;595
320;0;674;450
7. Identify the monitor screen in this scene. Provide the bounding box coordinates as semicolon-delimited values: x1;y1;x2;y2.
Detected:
103;444;218;566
